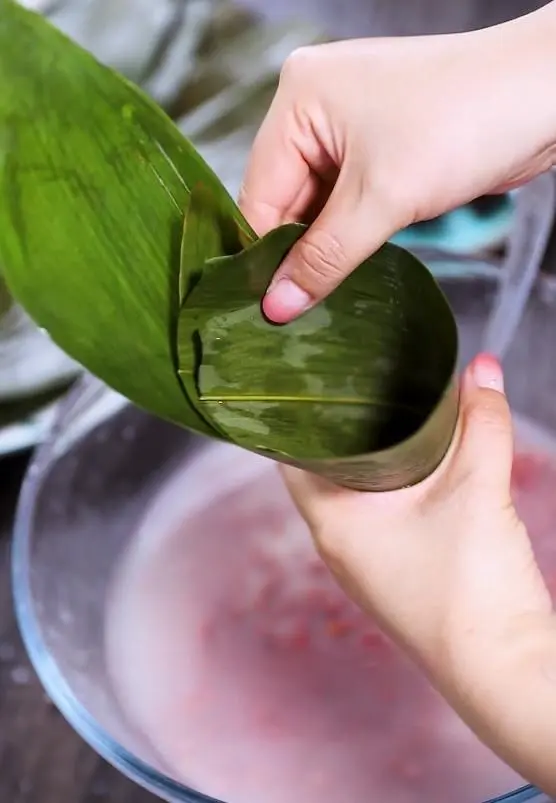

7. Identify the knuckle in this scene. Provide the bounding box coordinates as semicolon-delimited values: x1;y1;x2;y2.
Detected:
292;232;348;292
465;392;509;436
280;45;319;84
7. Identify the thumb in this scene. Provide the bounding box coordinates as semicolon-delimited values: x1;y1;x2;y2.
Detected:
262;166;400;323
452;353;514;500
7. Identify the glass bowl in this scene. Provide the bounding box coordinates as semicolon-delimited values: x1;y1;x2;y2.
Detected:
11;182;556;803
10;379;554;803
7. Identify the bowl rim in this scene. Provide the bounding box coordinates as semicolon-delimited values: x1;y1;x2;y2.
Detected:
10;376;549;803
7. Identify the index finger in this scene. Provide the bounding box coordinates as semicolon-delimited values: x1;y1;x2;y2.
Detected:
239;98;311;235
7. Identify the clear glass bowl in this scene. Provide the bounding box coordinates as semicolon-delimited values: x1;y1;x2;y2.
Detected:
10;375;554;803
11;175;556;803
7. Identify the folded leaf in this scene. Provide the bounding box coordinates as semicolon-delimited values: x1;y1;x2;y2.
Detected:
177;185;245;438
0;0;460;491
179;222;459;490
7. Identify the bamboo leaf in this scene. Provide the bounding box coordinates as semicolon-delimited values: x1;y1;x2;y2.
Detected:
177;184;248;438
178;184;252;305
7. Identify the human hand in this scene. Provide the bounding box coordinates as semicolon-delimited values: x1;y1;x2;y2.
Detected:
240;4;556;323
282;354;556;796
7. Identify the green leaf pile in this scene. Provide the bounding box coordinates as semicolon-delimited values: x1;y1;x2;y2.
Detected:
0;0;459;490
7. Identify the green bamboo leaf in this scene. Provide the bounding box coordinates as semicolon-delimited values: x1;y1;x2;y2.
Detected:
177;185;244;438
0;0;252;435
179;224;459;491
178;184;252;305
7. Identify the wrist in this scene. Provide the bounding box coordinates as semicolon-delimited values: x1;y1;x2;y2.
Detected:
432;613;556;796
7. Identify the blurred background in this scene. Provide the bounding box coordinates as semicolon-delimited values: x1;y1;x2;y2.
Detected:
1;1;555;801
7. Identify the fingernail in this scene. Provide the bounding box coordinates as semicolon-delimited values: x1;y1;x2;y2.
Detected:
263;277;312;323
470;353;505;392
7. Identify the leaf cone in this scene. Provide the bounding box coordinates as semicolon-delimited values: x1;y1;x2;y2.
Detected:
0;0;459;490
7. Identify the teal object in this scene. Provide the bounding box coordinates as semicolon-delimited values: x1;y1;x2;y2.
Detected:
393;194;514;255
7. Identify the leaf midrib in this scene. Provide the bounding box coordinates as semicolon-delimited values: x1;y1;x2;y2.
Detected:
200;393;424;415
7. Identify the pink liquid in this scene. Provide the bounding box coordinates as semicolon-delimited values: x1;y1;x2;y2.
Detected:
106;422;556;803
